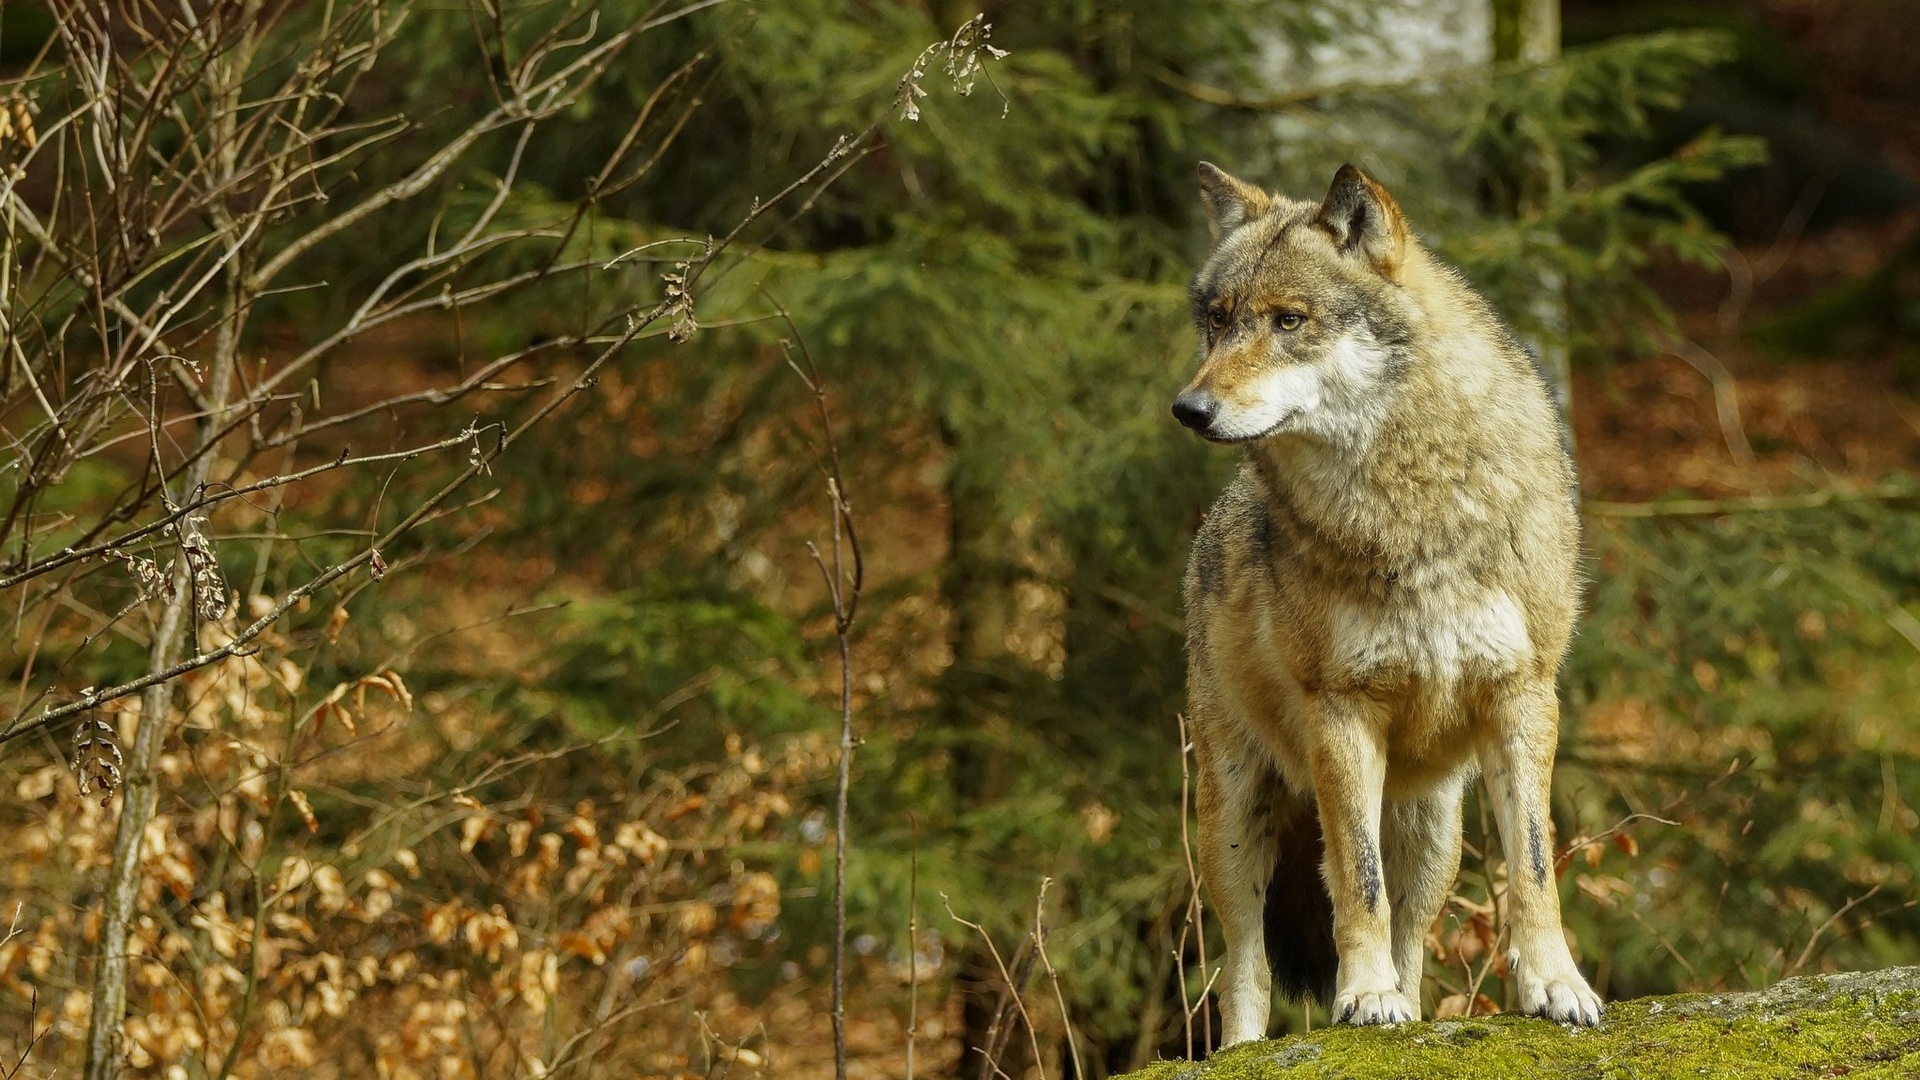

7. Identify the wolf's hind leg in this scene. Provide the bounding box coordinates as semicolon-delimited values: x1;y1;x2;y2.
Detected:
1380;775;1467;1006
1197;726;1281;1047
1478;681;1603;1026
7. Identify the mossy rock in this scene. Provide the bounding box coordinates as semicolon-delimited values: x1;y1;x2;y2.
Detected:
1121;967;1920;1079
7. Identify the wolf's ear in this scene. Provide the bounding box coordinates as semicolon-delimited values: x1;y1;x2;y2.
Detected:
1198;162;1271;242
1316;164;1410;276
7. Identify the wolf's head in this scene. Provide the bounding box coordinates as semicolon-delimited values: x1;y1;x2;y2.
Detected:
1173;163;1419;447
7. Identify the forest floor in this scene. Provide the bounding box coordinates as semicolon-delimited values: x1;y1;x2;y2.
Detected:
1577;212;1920;503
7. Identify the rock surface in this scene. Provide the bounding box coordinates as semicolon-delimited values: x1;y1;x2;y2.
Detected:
1121;967;1920;1079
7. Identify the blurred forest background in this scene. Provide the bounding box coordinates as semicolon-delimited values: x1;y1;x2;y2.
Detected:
2;0;1919;1077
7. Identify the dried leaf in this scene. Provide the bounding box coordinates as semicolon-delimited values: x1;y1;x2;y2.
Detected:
622;818;675;860
274;856;313;895
358;672;413;713
515;949;557;1014
312;864;347;913
288;790;318;832
1435;992;1502;1018
71;714;123;807
368;548;388;581
464;905;518;961
0;96;37;149
730;871;782;926
562;814;599;851
315;681;357;736
678;902;718;938
557;931;606;965
425;900;462;945
15;765;58;801
536;832;563;870
460;814;491;853
1080;802;1117;846
1576;872;1633;909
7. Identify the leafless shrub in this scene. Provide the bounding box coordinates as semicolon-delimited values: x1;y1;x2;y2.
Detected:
0;2;1004;1075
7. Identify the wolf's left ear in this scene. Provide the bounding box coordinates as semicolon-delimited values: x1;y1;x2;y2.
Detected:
1198;162;1271;243
1316;164;1410;277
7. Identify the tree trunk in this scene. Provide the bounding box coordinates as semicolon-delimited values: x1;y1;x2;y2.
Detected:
1495;0;1578;456
82;14;257;1073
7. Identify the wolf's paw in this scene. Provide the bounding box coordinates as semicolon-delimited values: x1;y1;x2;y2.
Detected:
1333;988;1417;1026
1517;971;1603;1027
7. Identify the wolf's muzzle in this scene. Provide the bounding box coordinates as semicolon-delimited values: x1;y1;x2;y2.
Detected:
1172;390;1220;433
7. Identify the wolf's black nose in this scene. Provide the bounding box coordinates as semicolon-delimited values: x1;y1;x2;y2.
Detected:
1171;391;1219;432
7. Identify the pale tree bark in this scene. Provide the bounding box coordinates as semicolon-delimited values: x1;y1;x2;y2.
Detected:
1248;0;1577;453
81;290;243;1080
1496;0;1578;456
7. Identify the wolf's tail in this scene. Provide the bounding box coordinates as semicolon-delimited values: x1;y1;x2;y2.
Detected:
1263;805;1338;1005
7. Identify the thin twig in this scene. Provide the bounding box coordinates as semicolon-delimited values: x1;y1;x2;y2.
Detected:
1784;885;1883;978
1176;713;1212;1057
779;300;863;1080
944;894;1046;1080
1033;878;1083;1080
1552;812;1680;871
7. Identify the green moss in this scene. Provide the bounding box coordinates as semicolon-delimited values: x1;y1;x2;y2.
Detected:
1118;968;1920;1079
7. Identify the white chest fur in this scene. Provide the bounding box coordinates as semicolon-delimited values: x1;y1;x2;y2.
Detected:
1327;584;1532;685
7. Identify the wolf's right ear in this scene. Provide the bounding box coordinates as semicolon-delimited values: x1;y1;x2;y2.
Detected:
1316;164;1410;277
1198;162;1271;243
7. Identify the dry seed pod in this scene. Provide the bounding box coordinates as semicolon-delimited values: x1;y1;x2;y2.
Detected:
72;714;124;807
662;267;697;343
179;514;229;621
121;552;172;602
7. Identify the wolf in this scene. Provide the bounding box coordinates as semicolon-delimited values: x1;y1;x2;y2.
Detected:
1174;162;1602;1043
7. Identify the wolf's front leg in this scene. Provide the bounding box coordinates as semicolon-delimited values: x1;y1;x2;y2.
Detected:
1309;692;1413;1025
1196;729;1280;1047
1478;681;1603;1026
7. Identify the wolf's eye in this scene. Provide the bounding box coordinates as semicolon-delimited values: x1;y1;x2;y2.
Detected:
1207;309;1228;332
1275;312;1305;332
